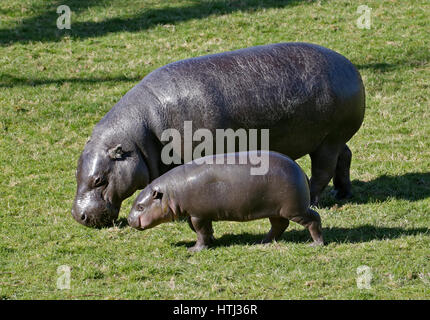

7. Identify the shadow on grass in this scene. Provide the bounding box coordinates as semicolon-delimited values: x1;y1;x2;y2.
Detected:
0;73;141;88
355;51;429;72
355;63;397;73
113;217;130;229
319;172;430;208
175;225;429;248
0;0;307;45
101;174;429;230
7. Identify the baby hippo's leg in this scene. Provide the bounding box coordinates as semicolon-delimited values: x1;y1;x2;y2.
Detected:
188;217;214;252
262;217;290;244
290;209;324;246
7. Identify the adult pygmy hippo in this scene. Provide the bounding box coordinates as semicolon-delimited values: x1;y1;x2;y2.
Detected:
72;42;365;228
128;151;324;251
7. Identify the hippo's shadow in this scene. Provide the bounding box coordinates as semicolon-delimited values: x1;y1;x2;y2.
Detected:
0;0;307;45
318;172;430;208
0;74;141;88
111;217;130;229
111;173;429;230
174;225;429;248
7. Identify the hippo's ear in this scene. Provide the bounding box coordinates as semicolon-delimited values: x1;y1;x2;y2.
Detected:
152;190;163;200
108;144;124;159
161;192;177;221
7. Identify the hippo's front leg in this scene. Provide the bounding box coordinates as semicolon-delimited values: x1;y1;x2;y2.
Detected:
188;217;214;252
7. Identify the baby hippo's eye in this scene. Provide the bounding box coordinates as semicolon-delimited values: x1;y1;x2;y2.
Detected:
136;204;146;211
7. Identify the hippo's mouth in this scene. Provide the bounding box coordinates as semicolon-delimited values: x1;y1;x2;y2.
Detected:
136;215;147;230
71;201;121;228
92;210;119;228
127;211;145;230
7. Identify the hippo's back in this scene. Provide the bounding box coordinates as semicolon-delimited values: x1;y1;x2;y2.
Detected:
140;42;365;159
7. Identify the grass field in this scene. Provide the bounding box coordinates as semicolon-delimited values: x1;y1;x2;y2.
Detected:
0;0;429;299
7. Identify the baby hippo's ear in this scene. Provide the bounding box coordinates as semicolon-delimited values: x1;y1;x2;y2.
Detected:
160;192;176;221
152;190;163;200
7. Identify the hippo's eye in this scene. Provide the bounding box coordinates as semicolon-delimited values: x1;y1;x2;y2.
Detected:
136;204;145;211
93;176;105;188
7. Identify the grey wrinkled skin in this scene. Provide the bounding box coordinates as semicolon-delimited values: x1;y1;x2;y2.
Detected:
72;42;365;228
128;151;324;251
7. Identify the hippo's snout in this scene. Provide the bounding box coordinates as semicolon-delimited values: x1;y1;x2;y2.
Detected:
127;211;139;229
71;206;88;223
72;193;120;228
127;210;144;229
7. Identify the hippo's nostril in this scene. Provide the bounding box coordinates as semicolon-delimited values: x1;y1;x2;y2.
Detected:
80;213;87;221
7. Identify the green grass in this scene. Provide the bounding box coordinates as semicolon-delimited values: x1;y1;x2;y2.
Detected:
0;0;429;299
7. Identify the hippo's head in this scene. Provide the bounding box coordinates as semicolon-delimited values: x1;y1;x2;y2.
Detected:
72;139;150;228
128;187;174;230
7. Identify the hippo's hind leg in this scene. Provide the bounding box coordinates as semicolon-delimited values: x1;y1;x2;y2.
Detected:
291;209;324;246
188;217;214;252
262;217;290;244
333;144;353;200
310;141;343;206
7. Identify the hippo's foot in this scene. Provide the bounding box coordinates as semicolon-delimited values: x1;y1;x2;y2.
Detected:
309;241;324;247
310;196;320;208
188;243;210;252
261;238;273;245
333;189;352;200
330;188;352;200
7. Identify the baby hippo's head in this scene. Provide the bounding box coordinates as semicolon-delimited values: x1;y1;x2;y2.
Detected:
128;187;173;230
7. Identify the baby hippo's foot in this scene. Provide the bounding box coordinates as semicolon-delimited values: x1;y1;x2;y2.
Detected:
261;217;290;244
188;217;214;252
188;234;215;252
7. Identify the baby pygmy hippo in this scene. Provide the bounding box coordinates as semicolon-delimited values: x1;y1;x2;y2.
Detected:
128;151;323;251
